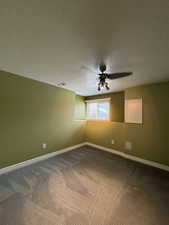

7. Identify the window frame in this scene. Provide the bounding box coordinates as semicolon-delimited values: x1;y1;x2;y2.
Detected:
85;98;111;121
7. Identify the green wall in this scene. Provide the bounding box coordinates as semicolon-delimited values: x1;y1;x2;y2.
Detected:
74;95;86;120
0;71;85;168
1;70;169;169
85;82;169;166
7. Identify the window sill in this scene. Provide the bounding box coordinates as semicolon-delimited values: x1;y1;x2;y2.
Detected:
87;119;111;122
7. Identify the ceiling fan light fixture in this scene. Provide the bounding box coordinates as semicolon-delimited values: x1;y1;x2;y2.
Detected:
105;82;110;90
97;80;110;91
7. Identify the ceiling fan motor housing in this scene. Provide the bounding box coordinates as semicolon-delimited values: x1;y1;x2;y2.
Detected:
99;64;106;73
98;74;110;91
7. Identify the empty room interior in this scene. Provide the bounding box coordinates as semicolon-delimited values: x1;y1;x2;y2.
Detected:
0;1;169;224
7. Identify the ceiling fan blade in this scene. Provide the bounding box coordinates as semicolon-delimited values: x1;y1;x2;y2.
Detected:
106;72;132;80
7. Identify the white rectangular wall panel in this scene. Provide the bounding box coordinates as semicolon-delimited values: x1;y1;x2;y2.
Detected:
125;98;143;124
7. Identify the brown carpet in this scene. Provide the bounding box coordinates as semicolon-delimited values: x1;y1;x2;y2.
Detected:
0;146;169;225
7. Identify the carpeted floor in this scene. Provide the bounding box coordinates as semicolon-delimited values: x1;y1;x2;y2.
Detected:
0;146;169;225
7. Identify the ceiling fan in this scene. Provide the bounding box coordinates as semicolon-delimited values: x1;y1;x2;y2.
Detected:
97;64;132;91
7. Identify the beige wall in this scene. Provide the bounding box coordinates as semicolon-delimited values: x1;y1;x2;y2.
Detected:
85;82;169;166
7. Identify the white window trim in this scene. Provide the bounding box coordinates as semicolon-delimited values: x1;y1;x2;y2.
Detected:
86;98;111;121
85;98;111;103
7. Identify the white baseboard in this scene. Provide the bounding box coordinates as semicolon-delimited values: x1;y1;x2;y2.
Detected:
0;142;86;176
85;142;169;172
1;142;169;175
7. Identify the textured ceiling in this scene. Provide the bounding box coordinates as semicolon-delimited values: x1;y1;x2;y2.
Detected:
0;0;169;96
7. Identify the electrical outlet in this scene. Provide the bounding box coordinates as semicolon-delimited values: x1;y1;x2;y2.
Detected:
125;141;132;151
42;143;47;150
111;139;115;144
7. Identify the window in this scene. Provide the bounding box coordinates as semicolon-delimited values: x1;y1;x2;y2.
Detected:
86;98;110;120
